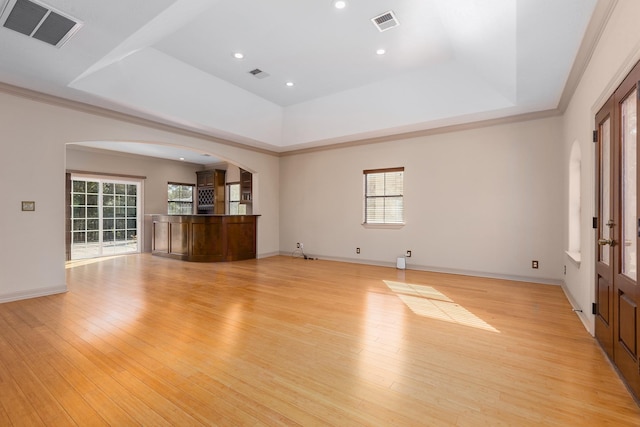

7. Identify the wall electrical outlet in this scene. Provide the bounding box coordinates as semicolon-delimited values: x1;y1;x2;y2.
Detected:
356;248;360;254
406;250;412;257
532;260;539;269
296;242;302;249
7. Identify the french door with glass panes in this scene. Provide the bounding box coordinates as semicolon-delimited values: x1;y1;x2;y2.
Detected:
70;177;141;260
594;61;640;400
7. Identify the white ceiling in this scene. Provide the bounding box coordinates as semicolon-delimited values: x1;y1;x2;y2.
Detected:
0;0;599;159
68;141;222;165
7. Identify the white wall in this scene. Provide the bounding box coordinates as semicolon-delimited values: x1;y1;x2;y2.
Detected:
0;98;67;302
66;146;203;252
0;91;280;302
280;116;564;283
562;0;640;333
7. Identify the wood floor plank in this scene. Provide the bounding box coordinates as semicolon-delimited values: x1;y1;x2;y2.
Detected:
0;339;46;426
0;254;639;425
0;322;65;425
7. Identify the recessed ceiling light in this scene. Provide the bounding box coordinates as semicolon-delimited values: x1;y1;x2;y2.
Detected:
334;1;346;9
286;81;294;87
376;48;386;55
233;52;244;59
179;157;185;161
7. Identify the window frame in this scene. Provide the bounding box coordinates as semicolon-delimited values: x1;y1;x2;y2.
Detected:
227;182;241;215
363;167;405;227
70;175;142;260
167;182;195;215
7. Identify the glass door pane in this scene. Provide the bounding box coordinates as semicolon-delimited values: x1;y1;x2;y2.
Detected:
71;177;140;260
71;179;101;259
621;90;637;280
600;118;611;265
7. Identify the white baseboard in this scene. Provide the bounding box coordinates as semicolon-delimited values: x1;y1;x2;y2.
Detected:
560;281;594;335
257;251;281;259
276;252;562;285
0;285;67;303
405;263;563;286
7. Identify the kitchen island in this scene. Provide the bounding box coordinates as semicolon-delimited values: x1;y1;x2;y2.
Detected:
151;214;258;262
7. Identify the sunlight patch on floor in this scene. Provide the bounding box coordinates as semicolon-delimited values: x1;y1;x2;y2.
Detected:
384;280;499;333
65;255;128;269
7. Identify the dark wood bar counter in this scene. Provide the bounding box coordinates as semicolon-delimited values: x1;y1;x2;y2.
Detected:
151;214;258;262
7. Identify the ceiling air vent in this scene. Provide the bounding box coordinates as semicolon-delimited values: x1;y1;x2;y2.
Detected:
371;10;399;32
248;68;270;79
0;0;82;47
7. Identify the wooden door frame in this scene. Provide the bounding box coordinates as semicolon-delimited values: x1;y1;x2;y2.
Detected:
594;59;640;401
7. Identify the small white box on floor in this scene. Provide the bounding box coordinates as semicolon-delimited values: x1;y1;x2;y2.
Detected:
396;257;406;269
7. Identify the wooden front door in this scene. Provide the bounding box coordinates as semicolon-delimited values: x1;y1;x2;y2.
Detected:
595;96;614;359
595;62;640;399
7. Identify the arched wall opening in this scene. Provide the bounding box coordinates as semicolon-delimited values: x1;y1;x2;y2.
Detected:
65;140;262;256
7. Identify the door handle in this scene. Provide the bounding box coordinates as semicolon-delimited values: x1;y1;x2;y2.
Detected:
598;239;615;246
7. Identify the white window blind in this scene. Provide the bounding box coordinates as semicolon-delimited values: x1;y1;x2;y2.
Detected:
364;167;404;224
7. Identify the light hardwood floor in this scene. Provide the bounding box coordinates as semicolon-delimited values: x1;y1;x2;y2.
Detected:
1;254;639;426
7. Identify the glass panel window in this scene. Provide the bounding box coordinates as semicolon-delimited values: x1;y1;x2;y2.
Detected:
621;90;637;280
168;183;194;214
363;168;404;224
72;180;85;193
601;118;611;265
228;183;241;215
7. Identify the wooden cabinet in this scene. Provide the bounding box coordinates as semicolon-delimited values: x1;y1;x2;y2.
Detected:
196;169;225;214
151;214;258;262
197;170;214;187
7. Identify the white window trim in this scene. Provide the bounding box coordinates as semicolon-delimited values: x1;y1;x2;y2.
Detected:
363;167;405;226
567;141;582;262
70;174;143;259
361;223;405;229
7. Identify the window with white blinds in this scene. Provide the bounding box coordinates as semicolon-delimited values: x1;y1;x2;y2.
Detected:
168;183;194;214
364;167;404;224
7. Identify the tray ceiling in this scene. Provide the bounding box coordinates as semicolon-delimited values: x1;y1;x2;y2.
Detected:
0;0;600;155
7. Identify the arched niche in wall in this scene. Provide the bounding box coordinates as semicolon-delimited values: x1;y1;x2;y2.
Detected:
567;140;581;263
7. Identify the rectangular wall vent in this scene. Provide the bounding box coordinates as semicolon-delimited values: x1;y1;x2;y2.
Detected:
248;68;270;79
0;0;82;47
371;10;399;32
